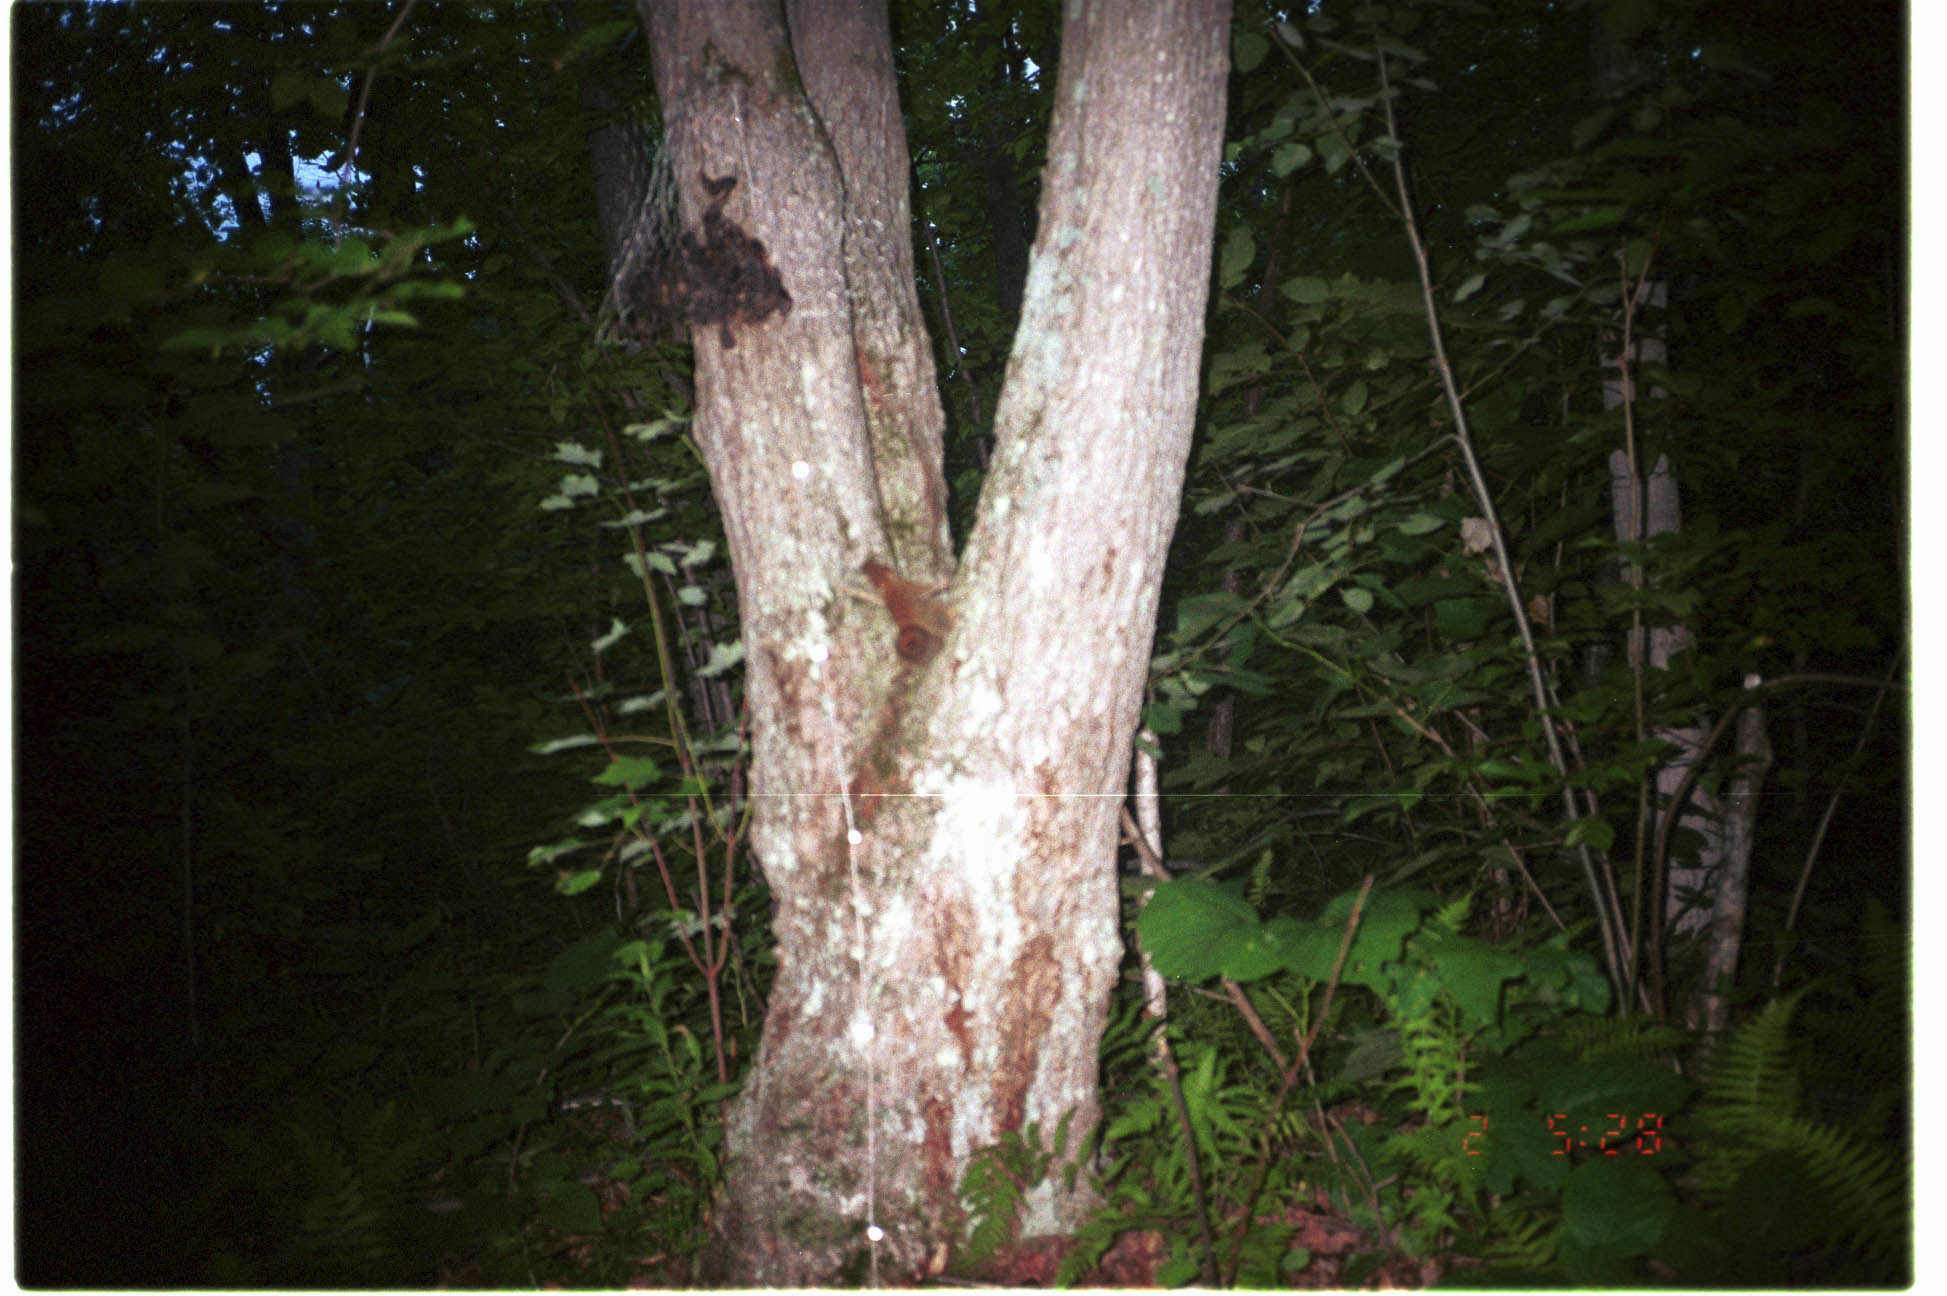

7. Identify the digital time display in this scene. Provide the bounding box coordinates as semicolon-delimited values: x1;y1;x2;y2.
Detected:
1460;1112;1666;1156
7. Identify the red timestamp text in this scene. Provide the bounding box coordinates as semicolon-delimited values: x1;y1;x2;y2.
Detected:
1460;1112;1667;1156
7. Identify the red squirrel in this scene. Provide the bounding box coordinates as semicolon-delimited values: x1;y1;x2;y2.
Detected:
860;559;950;664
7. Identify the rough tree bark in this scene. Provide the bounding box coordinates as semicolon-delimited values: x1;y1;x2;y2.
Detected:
635;0;1228;1283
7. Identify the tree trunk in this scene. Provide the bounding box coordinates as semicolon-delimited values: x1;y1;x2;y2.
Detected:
1606;443;1723;944
634;0;1228;1283
1589;7;1741;1006
1692;675;1771;1035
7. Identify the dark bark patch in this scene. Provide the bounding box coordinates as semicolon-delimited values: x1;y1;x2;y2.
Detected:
992;932;1061;1134
920;1095;959;1221
933;898;978;1068
626;171;792;349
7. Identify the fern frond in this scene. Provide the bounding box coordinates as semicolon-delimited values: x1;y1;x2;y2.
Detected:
1554;1012;1691;1062
1429;890;1471;934
1690;985;1907;1269
1767;1113;1908;1264
1487;1207;1559;1271
1695;987;1807;1145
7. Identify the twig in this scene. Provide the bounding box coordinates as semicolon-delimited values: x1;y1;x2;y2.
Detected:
1370;38;1632;1008
1646;670;1907;959
336;0;419;178
1770;648;1904;988
1226;875;1374;1283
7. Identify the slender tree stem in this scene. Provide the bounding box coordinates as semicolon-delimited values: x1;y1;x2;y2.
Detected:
1371;44;1631;1006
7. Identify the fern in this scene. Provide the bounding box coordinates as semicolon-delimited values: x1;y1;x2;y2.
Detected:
1486;1207;1559;1272
1553;1012;1691;1062
1053;1213;1121;1287
959;1113;1074;1265
1765;1114;1907;1264
1427;889;1471;935
288;1120;393;1277
1693;987;1808;1160
1693;986;1908;1270
1391;991;1473;1124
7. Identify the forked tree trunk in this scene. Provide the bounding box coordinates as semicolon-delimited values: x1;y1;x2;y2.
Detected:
634;0;1228;1283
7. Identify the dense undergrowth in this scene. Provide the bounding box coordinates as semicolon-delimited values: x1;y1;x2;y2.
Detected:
14;1;1904;1287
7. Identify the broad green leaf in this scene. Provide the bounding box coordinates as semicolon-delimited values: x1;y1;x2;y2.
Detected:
1143;698;1183;735
1434;597;1491;640
1565;817;1615;851
1284;276;1330;304
1136;878;1258;982
1561;1158;1676;1256
1219;226;1255;289
595;754;661;790
1233;29;1269;73
1413;931;1522;1027
556;868;603;896
1220;915;1308;982
1272;141;1313;175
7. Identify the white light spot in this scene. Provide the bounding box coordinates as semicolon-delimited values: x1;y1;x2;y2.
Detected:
791;459;812;480
866;1224;884;1242
848;828;864;845
849;1014;875;1045
809;642;830;664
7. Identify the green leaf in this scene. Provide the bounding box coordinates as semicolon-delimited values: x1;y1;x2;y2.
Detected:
1143;698;1183;736
545;928;625;1002
1561;1157;1675;1256
1569;106;1617;150
1233;29;1269;73
1220;915;1307;982
1434;597;1490;639
594;754;660;790
1176;589;1240;635
1284;276;1330;304
1565;817;1615;852
1550;204;1628;234
1136;878;1258;981
1623;237;1654;278
556;868;603;896
1717;1149;1822;1253
308;77;347;121
1219;226;1255;289
1317;131;1351;174
1340;586;1373;613
1305;887;1428;989
1156;1253;1201;1286
1339;1027;1402;1083
1272;141;1313;175
1414;931;1522;1027
1475;756;1545;784
1396;512;1447;536
1453;272;1486;303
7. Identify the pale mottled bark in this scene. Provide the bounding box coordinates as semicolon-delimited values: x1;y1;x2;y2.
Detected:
636;0;1228;1282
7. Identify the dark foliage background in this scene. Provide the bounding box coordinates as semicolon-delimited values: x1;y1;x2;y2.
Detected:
13;0;1906;1285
